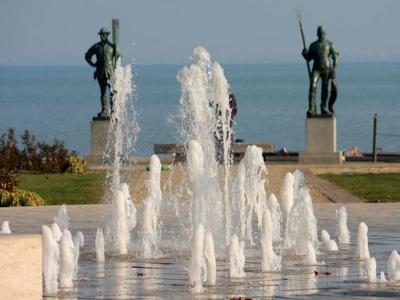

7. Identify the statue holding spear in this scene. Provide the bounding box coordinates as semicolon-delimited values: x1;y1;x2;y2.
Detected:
296;10;339;117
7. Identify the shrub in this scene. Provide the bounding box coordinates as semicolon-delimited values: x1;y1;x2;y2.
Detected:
0;188;45;207
64;155;87;174
0;127;79;174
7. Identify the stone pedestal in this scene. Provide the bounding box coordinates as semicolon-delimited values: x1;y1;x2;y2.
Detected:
84;118;110;165
0;234;42;299
298;116;343;164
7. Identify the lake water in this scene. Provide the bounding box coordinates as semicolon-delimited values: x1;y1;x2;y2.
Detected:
1;62;399;157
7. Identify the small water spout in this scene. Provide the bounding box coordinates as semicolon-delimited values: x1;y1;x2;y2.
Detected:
356;222;370;260
365;257;377;282
304;241;317;265
51;223;62;242
54;204;69;232
111;190;129;254
204;232;216;286
229;234;246;278
320;229;330;243
42;225;60;294
285;182;318;256
336;206;351;244
261;209;281;271
95;228;105;262
1;220;11;233
267;193;283;242
281;172;294;226
387;250;400;281
189;223;205;293
59;229;75;288
141;154;162;258
325;239;339;251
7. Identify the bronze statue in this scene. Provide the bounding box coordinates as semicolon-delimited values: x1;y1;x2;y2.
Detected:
302;26;339;117
85;27;121;118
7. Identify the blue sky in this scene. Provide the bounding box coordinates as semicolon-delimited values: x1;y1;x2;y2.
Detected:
1;0;399;65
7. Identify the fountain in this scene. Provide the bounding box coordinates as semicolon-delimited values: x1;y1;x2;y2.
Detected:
356;221;370;260
33;46;400;298
336;205;351;244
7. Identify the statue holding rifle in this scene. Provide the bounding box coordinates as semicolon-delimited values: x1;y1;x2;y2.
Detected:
300;25;339;117
85;21;121;119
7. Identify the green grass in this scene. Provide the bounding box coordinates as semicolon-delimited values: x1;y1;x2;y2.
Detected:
18;171;107;206
319;173;400;203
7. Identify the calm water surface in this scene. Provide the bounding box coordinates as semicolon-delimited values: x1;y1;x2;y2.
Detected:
1;62;399;156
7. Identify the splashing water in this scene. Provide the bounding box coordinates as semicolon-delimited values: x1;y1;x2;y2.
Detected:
325;239;339;251
364;257;377;282
204;232;216;286
229;234;246;278
42;225;60;294
103;58;139;254
175;47;236;247
304;241;317;265
267;193;283;242
141;154;163;258
51;223;62;242
387;250;400;281
336;206;351;244
356;222;370;260
189;223;205;293
59;229;75;288
54;204;69;232
238;145;268;246
281;172;295;225
95;228;105;262
320;229;330;243
1;220;11;234
261;209;281;271
285;180;319;255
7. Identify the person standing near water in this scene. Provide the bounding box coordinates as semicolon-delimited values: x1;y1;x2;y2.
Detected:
85;27;121;118
215;82;238;163
302;26;339;117
228;83;238;128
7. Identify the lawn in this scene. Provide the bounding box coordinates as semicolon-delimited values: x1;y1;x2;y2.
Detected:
319;173;400;203
18;171;107;206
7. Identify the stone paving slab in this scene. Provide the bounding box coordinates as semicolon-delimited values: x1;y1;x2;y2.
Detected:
1;202;400;299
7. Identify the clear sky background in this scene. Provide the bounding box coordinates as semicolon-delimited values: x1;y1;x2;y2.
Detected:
1;0;399;66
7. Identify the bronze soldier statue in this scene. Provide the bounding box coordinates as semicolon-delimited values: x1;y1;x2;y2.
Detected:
85;27;121;118
302;26;339;117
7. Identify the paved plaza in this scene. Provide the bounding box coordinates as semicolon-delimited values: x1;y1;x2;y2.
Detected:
1;200;400;299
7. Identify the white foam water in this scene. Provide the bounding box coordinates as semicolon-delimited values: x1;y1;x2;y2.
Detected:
112;190;129;254
320;229;330;243
189;223;205;293
267;193;283;242
281;172;294;226
261;209;281;271
59;229;75;288
356;222;370;260
42;225;60;294
325;239;339;251
336;206;351;244
364;257;377;282
95;227;105;262
304;241;317;265
285;182;318;256
387;250;400;281
1;220;10;233
54;204;69;232
204;232;216;286
229;234;246;278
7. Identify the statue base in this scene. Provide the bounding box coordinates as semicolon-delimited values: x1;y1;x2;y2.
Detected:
298;116;343;164
84;118;110;165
